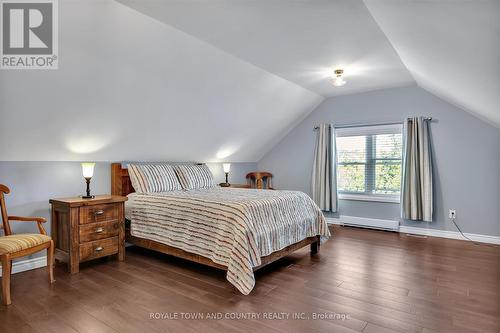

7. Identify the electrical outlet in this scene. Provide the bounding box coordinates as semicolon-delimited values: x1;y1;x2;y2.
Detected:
449;209;456;219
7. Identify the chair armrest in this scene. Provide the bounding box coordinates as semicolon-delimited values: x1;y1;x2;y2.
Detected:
9;216;46;223
8;216;47;235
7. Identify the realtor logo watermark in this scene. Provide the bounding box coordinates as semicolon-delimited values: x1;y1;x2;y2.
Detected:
1;0;58;69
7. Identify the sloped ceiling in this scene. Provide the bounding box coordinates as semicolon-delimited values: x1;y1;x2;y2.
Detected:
364;0;500;128
2;0;498;164
116;0;415;97
119;0;500;128
0;0;322;162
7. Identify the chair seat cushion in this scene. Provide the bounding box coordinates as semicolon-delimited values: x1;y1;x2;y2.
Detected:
0;234;51;255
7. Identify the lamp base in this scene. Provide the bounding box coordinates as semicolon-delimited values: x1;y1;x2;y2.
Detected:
219;183;231;187
81;195;95;199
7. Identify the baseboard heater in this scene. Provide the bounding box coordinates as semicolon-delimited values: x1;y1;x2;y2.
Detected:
327;215;399;231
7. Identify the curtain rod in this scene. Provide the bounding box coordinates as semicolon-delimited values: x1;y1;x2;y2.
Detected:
313;117;433;130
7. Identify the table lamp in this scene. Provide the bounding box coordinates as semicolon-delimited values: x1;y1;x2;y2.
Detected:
81;162;95;199
220;163;231;187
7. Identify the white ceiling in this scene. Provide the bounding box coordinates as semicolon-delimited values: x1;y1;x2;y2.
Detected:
0;0;322;162
365;0;500;128
1;0;498;163
116;0;415;97
119;0;500;128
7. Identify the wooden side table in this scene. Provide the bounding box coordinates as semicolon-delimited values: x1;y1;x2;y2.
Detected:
49;195;127;273
222;184;251;189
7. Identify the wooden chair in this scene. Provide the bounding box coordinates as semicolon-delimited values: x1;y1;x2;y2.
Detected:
0;184;55;305
246;172;274;189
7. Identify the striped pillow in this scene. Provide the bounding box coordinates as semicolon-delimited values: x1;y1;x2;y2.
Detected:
174;164;215;190
128;164;182;193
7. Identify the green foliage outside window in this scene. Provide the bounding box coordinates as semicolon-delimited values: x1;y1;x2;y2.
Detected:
337;133;402;196
375;163;401;194
338;165;365;192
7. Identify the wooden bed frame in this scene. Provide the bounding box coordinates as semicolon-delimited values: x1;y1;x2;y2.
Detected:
111;163;320;272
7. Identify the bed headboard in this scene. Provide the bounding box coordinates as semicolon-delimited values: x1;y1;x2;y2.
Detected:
111;162;206;196
111;163;134;196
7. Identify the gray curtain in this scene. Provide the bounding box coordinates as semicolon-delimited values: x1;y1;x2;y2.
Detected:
312;124;338;212
401;117;433;222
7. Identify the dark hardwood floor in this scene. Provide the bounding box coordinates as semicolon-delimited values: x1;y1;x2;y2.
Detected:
2;225;500;333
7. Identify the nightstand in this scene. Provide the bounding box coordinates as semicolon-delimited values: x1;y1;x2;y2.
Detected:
222;184;251;189
49;195;127;273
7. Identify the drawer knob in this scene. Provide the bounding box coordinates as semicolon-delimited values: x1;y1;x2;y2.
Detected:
95;246;104;252
94;210;104;215
95;227;104;233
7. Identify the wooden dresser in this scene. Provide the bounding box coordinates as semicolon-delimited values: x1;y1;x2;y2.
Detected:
49;195;127;273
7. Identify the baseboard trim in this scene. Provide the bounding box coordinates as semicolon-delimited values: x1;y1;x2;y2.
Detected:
0;256;47;277
399;226;500;245
327;216;500;245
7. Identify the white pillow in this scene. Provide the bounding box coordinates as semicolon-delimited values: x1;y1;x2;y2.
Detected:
173;164;215;190
128;164;182;193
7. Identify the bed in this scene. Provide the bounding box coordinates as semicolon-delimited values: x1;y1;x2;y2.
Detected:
111;163;330;294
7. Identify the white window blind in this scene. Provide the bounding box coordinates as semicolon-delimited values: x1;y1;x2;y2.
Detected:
336;124;403;202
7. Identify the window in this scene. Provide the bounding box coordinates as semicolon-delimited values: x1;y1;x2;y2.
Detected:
336;124;403;203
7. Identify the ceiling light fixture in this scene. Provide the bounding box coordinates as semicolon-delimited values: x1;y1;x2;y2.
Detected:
332;69;346;87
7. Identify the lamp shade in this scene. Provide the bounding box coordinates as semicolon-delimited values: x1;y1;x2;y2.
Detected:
81;162;95;178
223;163;231;173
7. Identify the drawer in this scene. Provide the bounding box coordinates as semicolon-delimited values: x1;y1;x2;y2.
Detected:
80;203;119;224
79;221;120;243
79;237;118;262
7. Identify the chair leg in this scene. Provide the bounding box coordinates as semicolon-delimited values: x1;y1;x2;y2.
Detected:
47;240;55;284
1;255;12;305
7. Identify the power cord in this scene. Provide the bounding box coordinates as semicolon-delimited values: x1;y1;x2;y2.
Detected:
450;217;482;246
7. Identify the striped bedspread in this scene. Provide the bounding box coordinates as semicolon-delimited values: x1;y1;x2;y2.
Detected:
127;187;330;294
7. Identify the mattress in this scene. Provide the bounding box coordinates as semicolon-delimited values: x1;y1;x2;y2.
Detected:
125;187;330;294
